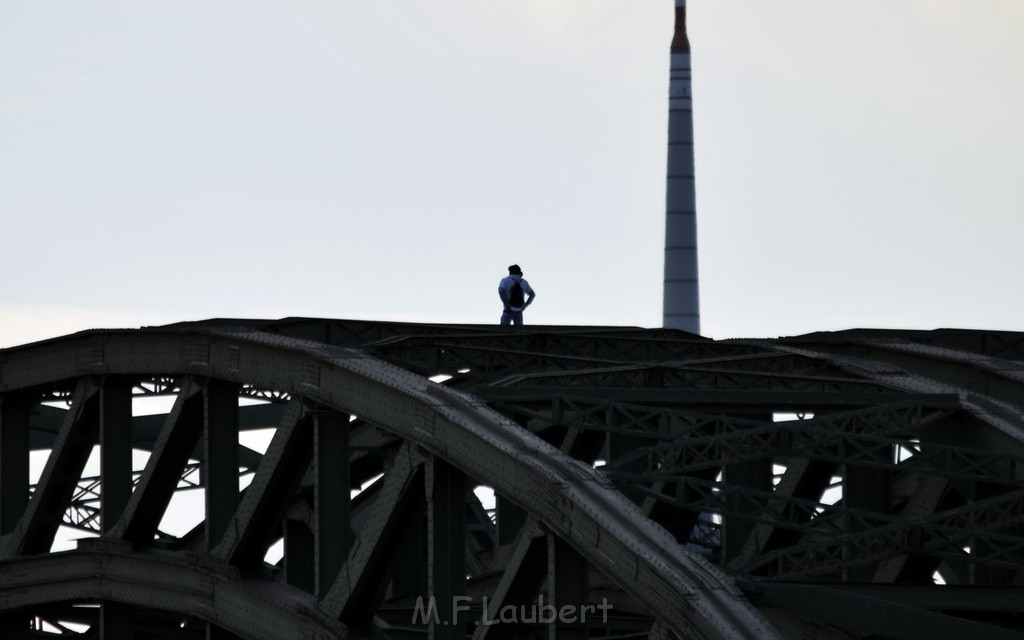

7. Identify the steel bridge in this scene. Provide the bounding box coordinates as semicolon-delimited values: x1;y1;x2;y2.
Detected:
2;318;1024;639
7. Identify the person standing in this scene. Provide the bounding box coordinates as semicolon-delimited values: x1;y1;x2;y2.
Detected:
498;264;536;326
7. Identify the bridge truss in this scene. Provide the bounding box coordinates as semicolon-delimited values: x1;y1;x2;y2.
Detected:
2;318;1024;639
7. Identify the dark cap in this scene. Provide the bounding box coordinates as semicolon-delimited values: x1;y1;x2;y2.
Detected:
508;264;522;275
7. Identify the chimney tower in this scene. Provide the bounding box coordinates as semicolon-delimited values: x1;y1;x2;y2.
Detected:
662;0;700;334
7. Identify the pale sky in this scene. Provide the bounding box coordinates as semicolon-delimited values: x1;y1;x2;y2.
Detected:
3;0;1023;348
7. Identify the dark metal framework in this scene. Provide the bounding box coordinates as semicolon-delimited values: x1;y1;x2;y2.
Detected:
2;318;1024;639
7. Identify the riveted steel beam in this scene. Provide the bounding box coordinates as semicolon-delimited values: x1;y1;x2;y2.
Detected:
743;580;1024;640
1;378;100;558
0;544;346;639
322;442;426;625
109;377;204;544
205;379;240;550
212;399;309;569
548;535;590;640
427;456;467;640
100;376;133;533
314;410;353;597
0;393;31;536
474;517;547;640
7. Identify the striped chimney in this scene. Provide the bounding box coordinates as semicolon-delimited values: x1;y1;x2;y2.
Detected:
662;0;700;334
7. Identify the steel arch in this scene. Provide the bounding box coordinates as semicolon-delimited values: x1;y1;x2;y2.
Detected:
0;545;345;639
0;327;776;640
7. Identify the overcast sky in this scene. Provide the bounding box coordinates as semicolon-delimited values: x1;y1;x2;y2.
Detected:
2;0;1023;347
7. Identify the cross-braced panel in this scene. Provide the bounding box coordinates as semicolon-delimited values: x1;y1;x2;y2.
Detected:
3;319;1024;640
